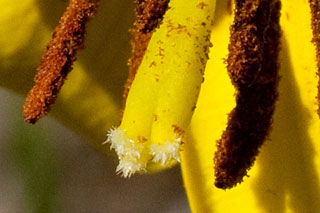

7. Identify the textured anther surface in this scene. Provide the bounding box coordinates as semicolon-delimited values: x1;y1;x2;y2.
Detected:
214;0;281;189
23;0;99;123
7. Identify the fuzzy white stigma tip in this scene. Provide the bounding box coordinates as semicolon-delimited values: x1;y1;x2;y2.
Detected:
116;158;147;178
150;139;181;165
105;128;146;178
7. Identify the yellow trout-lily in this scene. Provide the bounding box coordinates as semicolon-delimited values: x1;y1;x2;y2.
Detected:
1;0;320;212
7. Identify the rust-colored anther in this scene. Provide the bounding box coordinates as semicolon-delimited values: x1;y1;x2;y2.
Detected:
134;0;171;33
214;0;281;189
23;0;99;124
123;0;170;107
309;0;320;117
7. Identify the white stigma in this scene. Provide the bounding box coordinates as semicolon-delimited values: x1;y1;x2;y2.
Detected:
105;128;146;178
150;138;181;165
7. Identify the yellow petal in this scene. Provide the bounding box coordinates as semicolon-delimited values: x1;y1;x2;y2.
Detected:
181;0;320;212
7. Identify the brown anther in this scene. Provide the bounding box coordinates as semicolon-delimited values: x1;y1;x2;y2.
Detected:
122;0;170;109
214;0;281;189
134;0;170;33
23;0;99;124
309;0;320;118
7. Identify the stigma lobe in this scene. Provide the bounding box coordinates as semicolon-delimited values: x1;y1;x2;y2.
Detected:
214;0;281;189
23;0;99;124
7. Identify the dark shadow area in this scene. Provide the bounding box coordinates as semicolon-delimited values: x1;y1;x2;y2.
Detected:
213;0;233;28
36;0;68;28
253;38;320;212
0;35;44;95
75;0;134;106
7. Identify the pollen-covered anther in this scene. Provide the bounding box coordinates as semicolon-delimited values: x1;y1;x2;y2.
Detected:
214;0;281;189
150;138;182;165
106;128;146;177
23;0;99;124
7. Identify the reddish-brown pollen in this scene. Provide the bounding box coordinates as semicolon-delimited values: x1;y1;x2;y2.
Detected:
214;0;281;189
23;0;99;124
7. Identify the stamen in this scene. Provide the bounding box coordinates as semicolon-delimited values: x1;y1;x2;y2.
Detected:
23;0;99;124
309;0;320;117
214;0;281;189
123;0;170;106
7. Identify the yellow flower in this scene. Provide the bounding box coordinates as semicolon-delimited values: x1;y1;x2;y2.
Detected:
2;0;320;212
